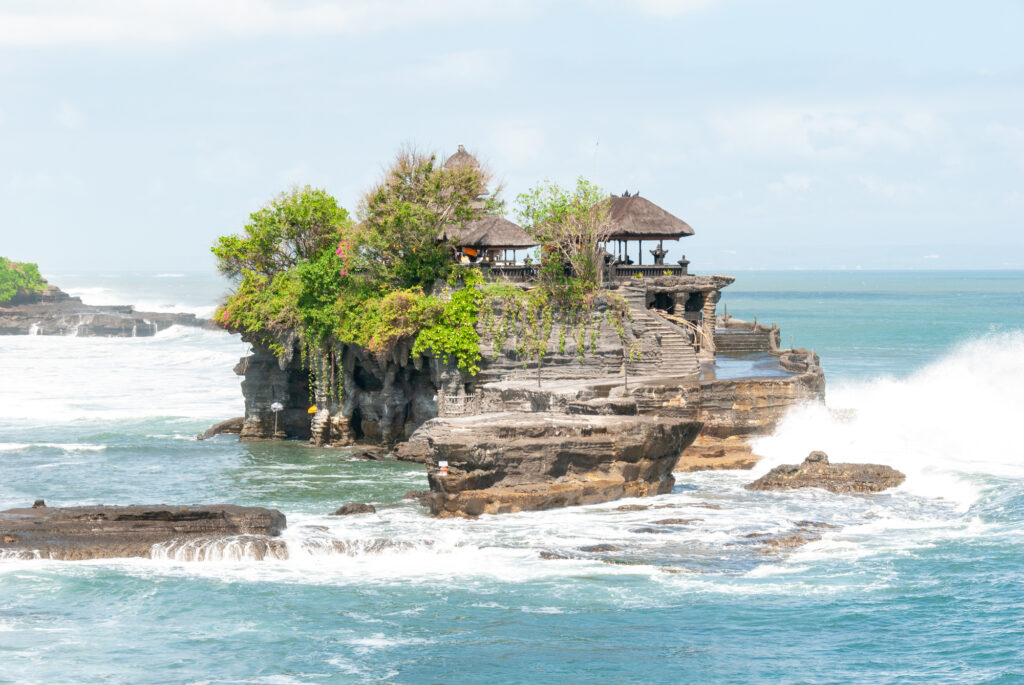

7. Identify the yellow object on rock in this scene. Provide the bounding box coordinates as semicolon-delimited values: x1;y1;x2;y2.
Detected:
307;406;317;414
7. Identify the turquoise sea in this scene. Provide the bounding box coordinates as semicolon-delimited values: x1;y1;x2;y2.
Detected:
1;270;1023;683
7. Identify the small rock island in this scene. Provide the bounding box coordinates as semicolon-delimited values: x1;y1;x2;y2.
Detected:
0;256;209;336
214;145;827;516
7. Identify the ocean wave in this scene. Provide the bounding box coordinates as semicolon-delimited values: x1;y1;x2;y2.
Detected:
0;443;106;452
752;329;1024;508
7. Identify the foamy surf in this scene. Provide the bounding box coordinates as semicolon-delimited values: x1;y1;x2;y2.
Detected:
752;330;1024;509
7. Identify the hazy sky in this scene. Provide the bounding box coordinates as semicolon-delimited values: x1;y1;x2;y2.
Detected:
1;0;1022;274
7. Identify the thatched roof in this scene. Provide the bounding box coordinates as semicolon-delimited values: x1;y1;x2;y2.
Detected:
604;194;695;240
443;144;479;170
451;215;537;249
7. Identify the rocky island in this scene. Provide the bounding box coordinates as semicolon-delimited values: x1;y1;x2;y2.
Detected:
209;146;828;517
0;502;286;560
0;256;209;336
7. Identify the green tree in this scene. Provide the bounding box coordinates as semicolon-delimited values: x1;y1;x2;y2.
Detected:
515;177;611;295
213;186;353;281
357;147;495;289
0;257;47;304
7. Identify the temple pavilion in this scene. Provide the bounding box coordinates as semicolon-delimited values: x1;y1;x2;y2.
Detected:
604;191;694;274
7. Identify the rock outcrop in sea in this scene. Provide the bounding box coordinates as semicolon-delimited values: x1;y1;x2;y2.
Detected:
0;503;286;560
745;451;906;493
398;412;702;517
0;285;210;336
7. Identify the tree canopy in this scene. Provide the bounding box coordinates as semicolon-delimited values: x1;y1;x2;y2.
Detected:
515;177;611;296
357;148;496;289
0;257;47;304
212;186;353;281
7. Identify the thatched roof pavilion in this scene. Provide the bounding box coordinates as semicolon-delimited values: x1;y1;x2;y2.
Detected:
458;215;537;250
443;144;480;170
604;192;694;266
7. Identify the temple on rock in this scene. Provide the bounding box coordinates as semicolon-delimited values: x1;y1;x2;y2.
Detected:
229;144;826;517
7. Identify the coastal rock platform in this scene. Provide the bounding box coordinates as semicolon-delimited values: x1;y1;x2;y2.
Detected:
0;285;210;336
400;412;702;517
0;503;286;560
745;451;905;493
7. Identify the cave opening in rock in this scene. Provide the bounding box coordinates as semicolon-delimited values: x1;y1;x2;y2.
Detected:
650;292;675;314
353;365;383;391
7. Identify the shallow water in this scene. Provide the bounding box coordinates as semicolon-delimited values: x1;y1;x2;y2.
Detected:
1;270;1023;683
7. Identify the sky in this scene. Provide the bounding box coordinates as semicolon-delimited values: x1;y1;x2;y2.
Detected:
1;0;1022;274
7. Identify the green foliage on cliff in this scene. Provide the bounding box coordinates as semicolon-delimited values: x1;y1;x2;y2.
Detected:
0;257;47;304
212;147;627;385
213;152;494;374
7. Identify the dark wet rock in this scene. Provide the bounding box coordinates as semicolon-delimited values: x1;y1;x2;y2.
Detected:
197;417;244;440
410;412;703;517
631;526;671;534
0;504;286;560
794;520;839;530
756;532;822;553
330;502;376;516
651;518;701;525
0;285;210;336
615;504;649;512
691;503;723;510
579;543;622;553
745;451;905;493
32;499;45;508
539;551;569;560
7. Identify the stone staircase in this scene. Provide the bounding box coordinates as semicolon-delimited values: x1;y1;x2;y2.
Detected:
713;329;773;356
620;285;700;378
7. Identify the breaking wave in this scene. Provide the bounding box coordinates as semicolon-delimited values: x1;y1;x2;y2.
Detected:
753;330;1024;508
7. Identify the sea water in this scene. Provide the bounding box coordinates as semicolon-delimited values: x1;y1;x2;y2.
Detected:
1;270;1022;683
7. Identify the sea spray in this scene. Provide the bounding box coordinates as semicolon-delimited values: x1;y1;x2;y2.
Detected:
752;330;1024;507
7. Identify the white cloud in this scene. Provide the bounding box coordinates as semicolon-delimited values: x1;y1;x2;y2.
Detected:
491;124;546;167
857;173;926;200
53;101;83;129
0;0;536;47
987;122;1024;166
768;173;812;194
631;0;720;17
402;51;503;87
713;106;945;160
9;170;54;192
923;254;940;260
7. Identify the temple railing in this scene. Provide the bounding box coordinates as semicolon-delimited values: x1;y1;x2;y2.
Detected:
474;263;540;282
469;262;692;283
609;263;689;280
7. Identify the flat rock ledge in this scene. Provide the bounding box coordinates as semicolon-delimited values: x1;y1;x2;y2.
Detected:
745;451;905;493
0;504;286;560
399;412;703;517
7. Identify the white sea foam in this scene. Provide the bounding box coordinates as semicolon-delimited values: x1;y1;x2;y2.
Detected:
0;443;106;452
752;330;1024;508
0;327;247;422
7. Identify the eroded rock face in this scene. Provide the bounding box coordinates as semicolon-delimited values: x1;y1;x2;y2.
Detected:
0;504;286;560
0;285;210;336
744;451;905;493
401;412;702;517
